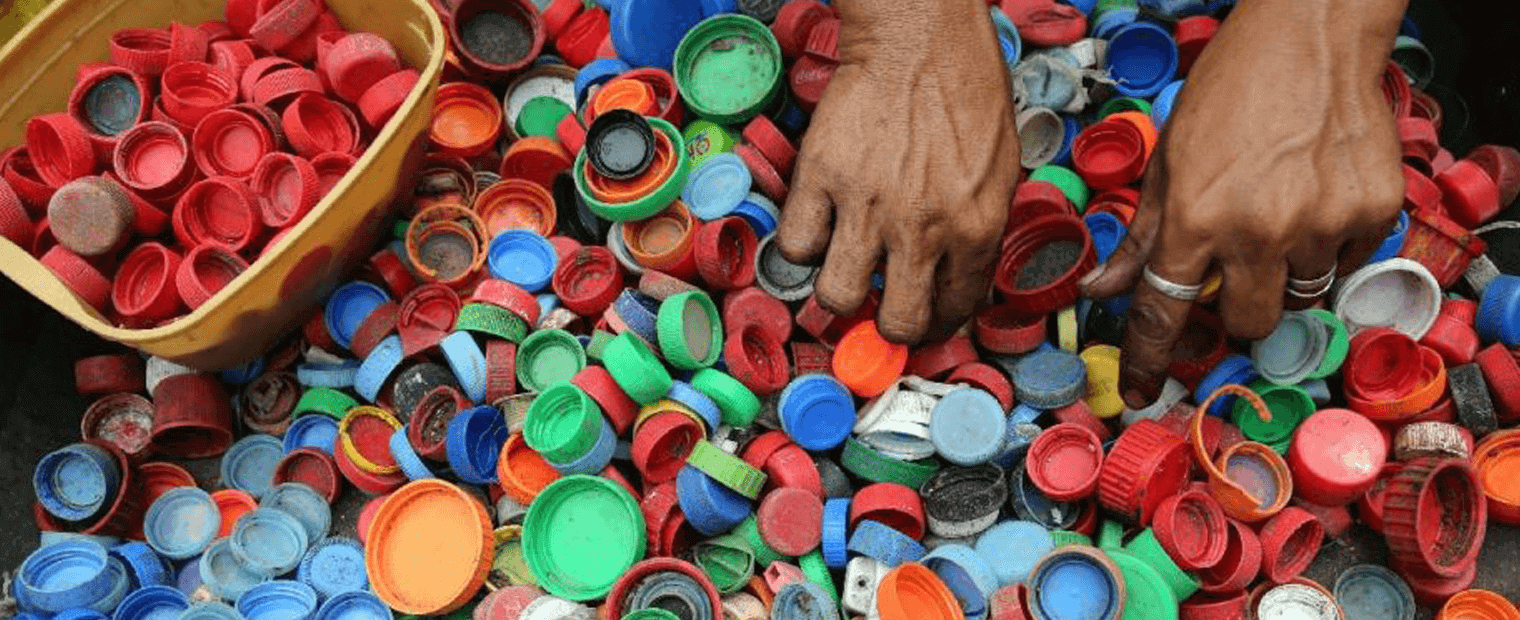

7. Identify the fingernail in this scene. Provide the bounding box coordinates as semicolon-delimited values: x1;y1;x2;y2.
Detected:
1078;263;1108;290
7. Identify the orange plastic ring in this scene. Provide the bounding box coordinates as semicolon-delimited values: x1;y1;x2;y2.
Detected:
406;203;489;290
1106;111;1158;161
586;128;676;203
211;489;258;537
588;78;659;122
495;432;561;505
621;201;696;270
1192;384;1293;523
366;480;494;615
1346;346;1448;421
473;178;558;238
1438;589;1520;620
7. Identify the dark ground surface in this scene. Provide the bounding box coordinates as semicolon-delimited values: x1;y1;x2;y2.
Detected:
3;0;1520;616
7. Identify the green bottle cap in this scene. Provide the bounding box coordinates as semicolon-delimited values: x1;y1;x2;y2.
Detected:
798;551;839;604
689;368;760;427
839;438;941;489
456;302;530;343
516;96;573;138
1097;520;1127;550
1107;549;1179;620
1098;97;1152;119
522;475;646;601
1124;529;1200;602
1233;380;1312;445
523;383;603;464
294;387;358;419
603;331;675;404
693;533;755;593
585;329;618;361
1050;530;1094;548
673;14;784;125
393;219;410;240
735;514;791;567
1304;309;1350;380
657;290;723;370
516;329;588;393
683;120;737;167
1029;165;1090;212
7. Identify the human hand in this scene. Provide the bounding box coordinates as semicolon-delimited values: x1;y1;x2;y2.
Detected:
1079;0;1408;408
776;0;1020;343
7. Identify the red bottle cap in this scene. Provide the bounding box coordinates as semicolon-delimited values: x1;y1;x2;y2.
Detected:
989;584;1032;620
75;354;147;395
450;0;545;75
1398;116;1440;170
430;82;503;159
973;304;1046;355
67;65;152;158
742;115;796;178
173;176;264;252
271;447;343;503
1435;159;1500;228
40;245;111;312
485;340;518;402
1004;180;1074;237
1476;343;1520;424
553;6;607;68
1463;144;1520;207
240;56;300;100
734;143;788;204
27;114;98;187
771;0;831;60
208;40;258;80
621;67;686;126
556;114;587;155
498;138;573;193
764;444;824;499
693;216;758;292
1288;408;1387;506
322;33;402;103
167;21;208;65
1381;457;1486;579
281;93;362;159
945;362;1015;412
1174;16;1218;74
250;66;325;109
788;340;831;378
2;147;58;216
1394;558;1475;609
1026;422;1104;503
724;322;790;396
571;365;639;436
1072;119;1145;190
756;488;824;561
475;178;558;238
47;176;135;258
995;213;1096;316
540;0;583;39
1420;301;1480;367
794;294;870;346
1256;506;1323;584
1152;490;1229;572
175;242;250;309
741;430;793;470
639;271;700;302
1009;3;1085;48
369;247;417;298
79;392;154;457
114;121;195;201
1050;400;1110;443
723;287;792;345
249;0;320;53
397;283;462;356
277;10;343;65
473;278;541;325
1397;207;1485;289
850;482;926;540
801;16;839;63
357;68;419;129
552;245;624;317
631;409;704;484
251;151;320;229
192;108;275;180
312;152;357;195
110;28;173;77
1197;519;1262;594
1098;419;1192;524
151;372;235;459
159;61;237;127
907;335;978;381
349;301;400;360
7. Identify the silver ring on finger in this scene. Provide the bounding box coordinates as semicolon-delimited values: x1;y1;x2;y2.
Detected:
1142;265;1203;301
1287;264;1336;298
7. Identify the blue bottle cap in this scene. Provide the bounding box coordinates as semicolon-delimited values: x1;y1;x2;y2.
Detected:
113;586;190;620
676;465;752;536
447;405;509;484
1301;378;1333;405
176;602;245;620
989;7;1022;69
778;374;856;452
388;426;435;481
698;0;735;16
1052;116;1082;167
611;0;705;69
18;540;113;613
1105;22;1178;97
1477;274;1520;346
259;483;332;544
488;230;557;293
88;556;132;614
1090;7;1137;40
928;388;1008;466
229;509;310;576
575;58;632;110
56;609;109;620
1135;0;1207;19
845;519;926;567
202;535;275;601
821;498;851;569
668;381;722;431
1192;354;1258;416
1008;462;1080;530
973;521;1053;587
1067;0;1097;14
537;293;560;318
441;331;489;403
682;153;752;221
177;557;204;597
731;193;779;238
220;435;284;499
1027;547;1123;620
1333;564;1414;620
991;422;1042;471
1010;404;1042;425
1012;348;1087;409
1368;209;1409;264
221;357;267;385
313;589;392;620
324;282;390;350
236;581;318;620
297;537;367;601
144;488;221;561
111;541;174;589
281;415;340;455
354;334;404;403
613;289;662;346
549;419;616;475
772;582;838;620
1082;213;1127;264
922;544;1000;620
34;443;120;522
296;361;361;389
1149;80;1184;131
41;532;121;549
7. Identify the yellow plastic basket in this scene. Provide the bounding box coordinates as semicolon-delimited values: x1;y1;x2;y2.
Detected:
0;0;446;369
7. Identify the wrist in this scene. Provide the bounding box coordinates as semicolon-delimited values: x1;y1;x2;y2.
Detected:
835;0;1000;66
1216;0;1406;79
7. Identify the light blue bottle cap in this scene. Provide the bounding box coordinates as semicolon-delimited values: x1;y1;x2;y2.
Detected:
259;483;332;544
220;435;284;499
324;282;390;350
235;581;317;620
297;537;368;601
228;509;310;576
682;153;752;221
929;388;1008;466
973;521;1053;587
282;415;340;455
144;488;221;561
488;230;557;293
